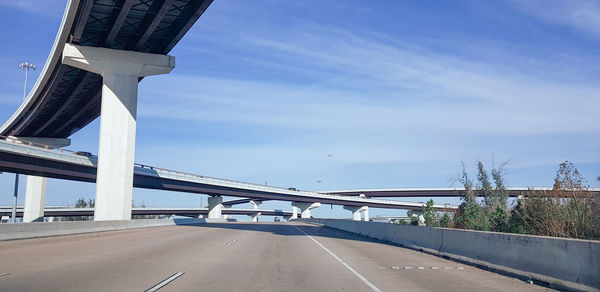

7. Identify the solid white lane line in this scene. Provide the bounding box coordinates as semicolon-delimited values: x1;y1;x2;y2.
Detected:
226;239;237;246
145;272;184;292
293;226;382;292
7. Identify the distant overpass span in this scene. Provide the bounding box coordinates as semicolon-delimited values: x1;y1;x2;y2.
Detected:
0;139;457;220
324;187;600;198
0;207;291;219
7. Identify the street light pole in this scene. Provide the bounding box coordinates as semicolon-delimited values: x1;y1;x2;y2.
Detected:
10;61;37;223
19;61;36;100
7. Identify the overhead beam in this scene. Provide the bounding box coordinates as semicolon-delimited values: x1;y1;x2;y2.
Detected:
162;0;213;52
104;0;135;46
134;0;175;50
33;72;94;136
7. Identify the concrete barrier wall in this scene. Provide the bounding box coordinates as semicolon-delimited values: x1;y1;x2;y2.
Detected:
0;218;234;241
300;219;600;291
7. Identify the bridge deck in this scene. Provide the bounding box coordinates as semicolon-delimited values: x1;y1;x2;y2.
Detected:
0;222;549;291
1;0;213;138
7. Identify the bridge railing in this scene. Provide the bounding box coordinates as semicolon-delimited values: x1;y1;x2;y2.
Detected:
0;135;458;210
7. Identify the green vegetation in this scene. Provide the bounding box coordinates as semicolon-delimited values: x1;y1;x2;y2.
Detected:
407;200;452;227
421;160;600;240
61;197;95;221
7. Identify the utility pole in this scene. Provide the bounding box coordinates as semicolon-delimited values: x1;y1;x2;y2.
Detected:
11;61;36;223
11;175;19;223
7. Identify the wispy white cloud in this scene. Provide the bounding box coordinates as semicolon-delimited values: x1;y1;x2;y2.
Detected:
136;22;600;186
0;0;65;17
142;25;600;137
509;0;600;40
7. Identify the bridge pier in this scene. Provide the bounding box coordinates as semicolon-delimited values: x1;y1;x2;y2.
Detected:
411;211;426;226
359;194;370;221
249;200;262;209
343;205;368;221
23;176;47;222
249;200;262;222
7;137;70;222
249;212;261;222
292;202;321;218
62;44;174;221
208;196;223;219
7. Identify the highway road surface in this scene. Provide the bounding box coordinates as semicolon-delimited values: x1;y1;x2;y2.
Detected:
0;222;551;291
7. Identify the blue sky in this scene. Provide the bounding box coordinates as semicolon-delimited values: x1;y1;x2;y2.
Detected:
0;0;599;218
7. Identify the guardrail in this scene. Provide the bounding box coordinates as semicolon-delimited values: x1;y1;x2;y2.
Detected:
300;218;600;291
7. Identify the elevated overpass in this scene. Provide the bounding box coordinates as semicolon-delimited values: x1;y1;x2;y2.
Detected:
324;188;600;198
0;138;458;220
1;0;215;222
1;0;212;138
0;207;291;220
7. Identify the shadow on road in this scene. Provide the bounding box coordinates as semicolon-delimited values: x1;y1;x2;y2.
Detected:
172;219;392;247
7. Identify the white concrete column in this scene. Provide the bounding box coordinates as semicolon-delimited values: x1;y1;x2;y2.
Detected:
249;200;262;209
208;196;223;219
23;176;47;222
250;212;261;222
343;205;367;221
411;211;425;226
14;137;70;223
291;206;298;219
363;206;369;222
62;44;174;221
292;202;321;219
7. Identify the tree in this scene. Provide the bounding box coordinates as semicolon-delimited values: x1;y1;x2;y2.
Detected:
406;211;419;226
64;197;94;221
458;160;476;205
439;213;451;228
454;202;486;230
422;199;439;227
489;206;509;232
477;161;494;208
518;161;600;240
491;162;509;208
507;200;527;234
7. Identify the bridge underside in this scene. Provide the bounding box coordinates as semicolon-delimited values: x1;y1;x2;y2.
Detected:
1;0;213;138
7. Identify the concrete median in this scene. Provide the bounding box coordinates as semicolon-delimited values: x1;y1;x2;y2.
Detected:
299;218;600;291
0;218;235;241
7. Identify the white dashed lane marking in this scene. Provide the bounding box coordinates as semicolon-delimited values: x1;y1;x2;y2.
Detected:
294;226;382;292
377;266;466;271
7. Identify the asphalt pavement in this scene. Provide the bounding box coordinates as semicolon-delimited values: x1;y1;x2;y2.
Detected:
0;222;551;291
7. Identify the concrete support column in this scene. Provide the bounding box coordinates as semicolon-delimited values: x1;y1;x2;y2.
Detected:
208;196;223;219
249;200;262;209
292;202;321;219
358;194;370;221
23;176;47;222
250;212;261;222
291;206;298;219
12;137;70;223
249;200;262;222
62;44;174;221
343;205;367;221
412;211;426;226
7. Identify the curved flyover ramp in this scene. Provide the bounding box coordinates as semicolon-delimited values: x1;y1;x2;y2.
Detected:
1;0;213;138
